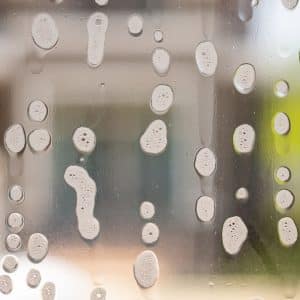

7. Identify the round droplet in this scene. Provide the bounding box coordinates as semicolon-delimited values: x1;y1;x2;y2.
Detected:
195;41;218;77
278;217;298;247
2;255;18;273
4;124;26;154
91;287;106;300
8;185;24;204
27;233;49;263
7;212;24;233
140;201;155;220
233;63;256;94
28;100;48;122
6;234;22;252
142;223;160;245
281;0;298;9
128;14;143;36
196;196;215;222
273;112;290;135
251;0;259;7
194;147;216;177
28;129;51;152
235;187;249;203
222;216;248;255
32;13;59;50
275;166;291;183
95;0;109;6
274;80;289;98
152;48;171;76
154;30;163;43
72;127;96;154
27;269;41;288
0;275;12;294
150;84;174;115
233;124;256;154
133;250;159;289
275;189;294;212
42;282;56;300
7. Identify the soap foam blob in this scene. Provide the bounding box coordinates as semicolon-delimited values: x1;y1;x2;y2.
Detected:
7;212;24;233
150;84;174;115
154;30;163;43
87;12;108;68
27;233;49;263
28;129;51;152
152;48;171;76
233;124;255;154
6;234;22;252
140;201;155;220
275;189;294;212
95;0;109;6
142;223;160;245
278;217;298;247
42;282;56;300
194;147;216;177
273;112;290;135
4;124;26;154
222;216;248;255
140;120;167;155
274;80;289;98
235;187;249;203
128;14;143;36
281;0;298;9
275;166;291;183
196;196;215;222
28;100;48;122
72;127;96;154
133;250;159;289
233;63;256;94
195;41;218;77
64;165;100;240
2;255;18;273
32;13;59;50
91;287;106;300
0;275;12;294
8;185;24;204
27;269;41;288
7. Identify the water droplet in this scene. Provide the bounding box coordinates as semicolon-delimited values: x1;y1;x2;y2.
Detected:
196;196;215;222
233;63;256;94
27;233;49;263
273;112;290;135
251;0;259;7
140;120;167;155
2;255;18;273
64;165;100;240
91;287;106;300
274;80;289;98
42;282;56;300
195;41;218;77
95;0;109;6
27;269;41;288
222;216;248;255
140;201;155;220
235;187;249;203
278;217;298;247
238;0;253;22
6;234;22;252
0;275;12;294
152;48;171;76
142;223;160;245
133;250;159;289
128;14;143;36
7;212;24;233
4;124;26;154
32;13;59;50
233;124;256;154
87;13;108;68
28;100;48;122
275;189;294;212
8;185;24;204
72;127;96;154
194;147;216;177
281;0;298;9
150;84;174;115
28;129;51;152
275;166;291;183
153;30;163;43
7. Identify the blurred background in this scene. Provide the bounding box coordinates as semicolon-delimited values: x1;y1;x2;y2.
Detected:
0;0;300;299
